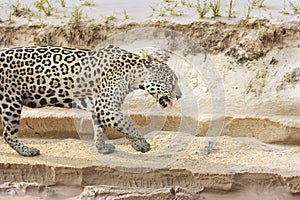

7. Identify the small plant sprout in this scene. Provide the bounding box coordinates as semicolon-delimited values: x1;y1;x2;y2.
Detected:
257;0;265;8
123;9;129;19
27;13;33;22
181;0;193;7
88;20;98;30
181;0;186;5
7;12;13;24
149;1;184;18
196;0;209;18
89;23;95;30
56;0;66;7
8;0;20;15
149;5;156;17
289;1;300;14
246;5;252;20
281;0;289;14
80;0;95;6
159;8;166;17
168;1;177;14
210;0;221;17
257;20;266;41
284;0;287;10
36;12;45;28
249;0;265;8
70;6;83;26
228;0;234;17
34;0;53;16
166;1;183;16
8;0;31;17
103;15;116;24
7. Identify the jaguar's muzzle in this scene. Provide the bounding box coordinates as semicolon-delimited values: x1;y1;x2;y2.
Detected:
159;96;173;108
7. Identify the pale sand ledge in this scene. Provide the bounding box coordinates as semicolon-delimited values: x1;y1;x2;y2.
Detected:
0;107;299;144
0;134;300;194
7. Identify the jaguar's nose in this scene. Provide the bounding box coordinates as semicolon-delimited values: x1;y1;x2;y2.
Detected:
175;84;182;100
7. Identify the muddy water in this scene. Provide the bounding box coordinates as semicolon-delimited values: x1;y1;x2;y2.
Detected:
0;185;300;200
0;184;82;200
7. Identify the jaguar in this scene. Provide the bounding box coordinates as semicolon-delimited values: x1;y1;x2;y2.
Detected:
0;45;181;156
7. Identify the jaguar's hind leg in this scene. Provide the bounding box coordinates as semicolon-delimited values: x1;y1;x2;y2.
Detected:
0;93;40;156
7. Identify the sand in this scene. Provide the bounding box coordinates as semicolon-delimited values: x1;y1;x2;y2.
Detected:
0;134;300;199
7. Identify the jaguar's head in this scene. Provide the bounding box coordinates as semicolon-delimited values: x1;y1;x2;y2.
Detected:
140;60;182;108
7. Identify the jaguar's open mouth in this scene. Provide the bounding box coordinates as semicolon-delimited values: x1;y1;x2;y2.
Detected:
159;96;173;108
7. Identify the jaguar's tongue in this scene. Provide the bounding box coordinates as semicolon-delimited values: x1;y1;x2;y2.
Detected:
164;99;173;107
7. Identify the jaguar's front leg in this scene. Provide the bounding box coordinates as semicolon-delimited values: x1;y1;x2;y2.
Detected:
92;114;115;154
97;108;151;153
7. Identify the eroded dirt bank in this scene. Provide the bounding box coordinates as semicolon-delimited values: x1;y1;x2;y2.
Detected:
0;135;300;199
0;19;298;55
